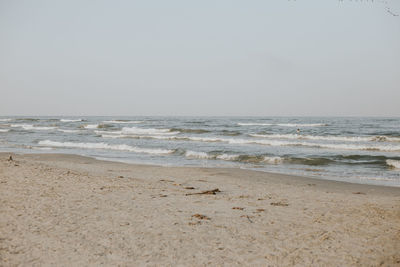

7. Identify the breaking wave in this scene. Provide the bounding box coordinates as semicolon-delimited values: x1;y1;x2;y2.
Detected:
386;160;400;169
263;156;284;164
82;124;113;129
250;133;400;143
60;119;83;122
98;133;400;152
121;127;178;135
185;150;212;159
100;133;180;140
0;119;12;122
186;136;400;152
216;153;240;161
83;124;99;129
94;127;176;136
58;129;82;133
182;154;386;166
0;129;10;132
38;140;174;155
184;150;284;164
11;124;56;131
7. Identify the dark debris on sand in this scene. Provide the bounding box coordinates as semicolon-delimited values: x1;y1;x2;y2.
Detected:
185;188;221;196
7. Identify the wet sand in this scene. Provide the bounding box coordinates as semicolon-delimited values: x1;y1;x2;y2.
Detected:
1;153;399;266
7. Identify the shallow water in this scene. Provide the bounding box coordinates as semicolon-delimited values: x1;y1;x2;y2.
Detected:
1;116;399;186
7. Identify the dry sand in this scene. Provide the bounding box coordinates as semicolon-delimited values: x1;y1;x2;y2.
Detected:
1;152;399;266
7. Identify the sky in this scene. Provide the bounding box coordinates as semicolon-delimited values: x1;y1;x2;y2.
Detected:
0;0;399;116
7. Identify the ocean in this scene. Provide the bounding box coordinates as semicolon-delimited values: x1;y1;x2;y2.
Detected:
0;116;399;187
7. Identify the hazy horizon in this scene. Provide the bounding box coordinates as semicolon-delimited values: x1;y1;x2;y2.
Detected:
1;0;399;116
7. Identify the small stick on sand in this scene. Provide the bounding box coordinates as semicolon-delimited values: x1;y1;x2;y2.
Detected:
246;215;253;223
270;201;289;207
185;188;221;196
184;186;195;190
159;179;174;182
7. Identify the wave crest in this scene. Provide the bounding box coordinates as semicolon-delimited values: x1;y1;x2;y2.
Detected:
185;151;213;159
38;140;174;155
122;127;178;135
99;133;400;152
58;129;81;133
386;160;400;169
11;124;56;131
184;151;283;164
250;133;400;143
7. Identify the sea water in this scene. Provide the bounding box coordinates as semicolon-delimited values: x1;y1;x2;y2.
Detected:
0;116;399;186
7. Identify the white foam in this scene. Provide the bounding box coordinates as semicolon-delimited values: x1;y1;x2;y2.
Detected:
185;136;224;143
100;134;126;138
98;131;400;152
185;152;241;161
104;134;168;140
185;150;213;159
216;154;240;161
121;127;178;135
238;123;326;127
372;136;400;143
103;120;143;124
0;129;10;132
38;140;174;155
313;143;400;152
185;136;400;152
386;160;400;169
0;119;11;122
84;124;99;129
11;124;56;131
249;133;398;143
100;134;182;141
58;129;81;133
95;130;122;135
184;151;282;163
60;119;83;122
263;156;284;164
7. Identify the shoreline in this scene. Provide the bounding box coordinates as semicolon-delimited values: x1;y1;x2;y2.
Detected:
3;151;400;191
1;152;399;265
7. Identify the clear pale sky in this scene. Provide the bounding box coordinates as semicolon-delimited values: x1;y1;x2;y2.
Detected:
1;0;399;116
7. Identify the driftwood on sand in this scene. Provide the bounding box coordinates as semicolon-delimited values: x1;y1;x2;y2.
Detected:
185;188;221;196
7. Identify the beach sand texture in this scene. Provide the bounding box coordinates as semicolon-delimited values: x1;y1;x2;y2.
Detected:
1;153;399;266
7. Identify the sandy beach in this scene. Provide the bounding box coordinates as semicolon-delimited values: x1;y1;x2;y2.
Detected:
0;152;399;266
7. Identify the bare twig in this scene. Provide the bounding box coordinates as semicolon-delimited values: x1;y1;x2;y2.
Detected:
185;188;221;196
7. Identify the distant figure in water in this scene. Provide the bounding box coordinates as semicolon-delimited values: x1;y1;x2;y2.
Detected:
296;128;300;134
